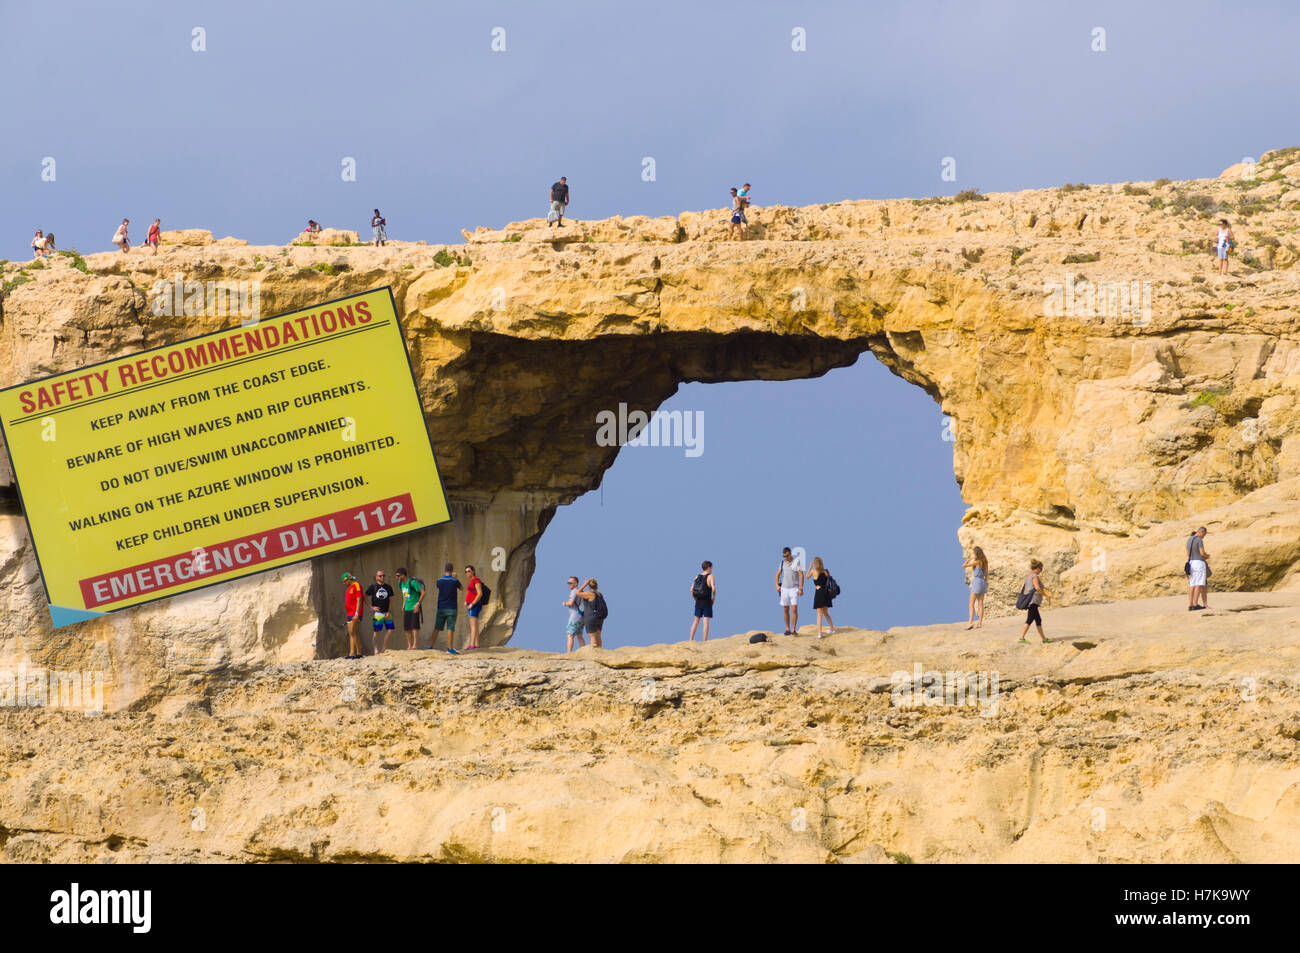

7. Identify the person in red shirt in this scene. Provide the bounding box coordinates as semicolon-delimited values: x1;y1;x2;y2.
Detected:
343;572;364;659
464;565;485;650
145;219;161;255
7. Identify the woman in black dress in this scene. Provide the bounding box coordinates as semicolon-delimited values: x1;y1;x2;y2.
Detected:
807;556;835;639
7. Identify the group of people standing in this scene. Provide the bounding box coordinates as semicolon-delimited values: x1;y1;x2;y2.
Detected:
341;563;487;658
682;547;839;646
962;526;1217;645
562;576;608;651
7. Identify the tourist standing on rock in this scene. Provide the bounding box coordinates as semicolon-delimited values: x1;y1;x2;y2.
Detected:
394;568;425;650
1016;559;1053;644
464;564;485;651
343;572;365;659
30;229;48;259
806;557;836;638
575;579;607;648
964;546;988;629
563;575;586;652
365;569;397;654
775;547;804;634
1187;527;1210;610
432;564;462;655
689;560;717;641
728;188;747;240
1215;219;1235;275
145;218;161;255
371;209;387;246
112;218;130;253
548;177;570;227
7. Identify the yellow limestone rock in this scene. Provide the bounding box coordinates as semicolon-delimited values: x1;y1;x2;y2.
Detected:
1;592;1299;862
2;150;1300;708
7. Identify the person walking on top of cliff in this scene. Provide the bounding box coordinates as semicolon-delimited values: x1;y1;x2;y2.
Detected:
145;218;161;255
563;575;586;652
1214;219;1235;275
548;177;570;227
728;188;747;240
432;564;462;654
112;218;130;253
805;557;837;638
343;572;365;659
1187;527;1210;610
689;560;717;641
464;564;486;650
1016;559;1053;644
365;569;397;653
371;209;387;246
394;568;425;650
964;546;989;629
775;547;804;635
575;579;607;648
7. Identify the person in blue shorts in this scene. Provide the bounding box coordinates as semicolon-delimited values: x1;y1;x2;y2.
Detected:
364;570;397;654
689;560;716;641
433;563;462;655
463;565;486;650
563;575;585;652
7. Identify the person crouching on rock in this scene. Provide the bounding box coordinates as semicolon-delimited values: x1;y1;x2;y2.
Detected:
342;573;364;659
1017;559;1053;644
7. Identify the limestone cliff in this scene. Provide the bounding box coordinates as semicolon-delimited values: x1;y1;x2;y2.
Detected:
2;148;1300;709
2;594;1299;863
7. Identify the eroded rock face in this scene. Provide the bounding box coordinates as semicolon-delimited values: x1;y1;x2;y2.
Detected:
2;148;1299;707
2;594;1299;862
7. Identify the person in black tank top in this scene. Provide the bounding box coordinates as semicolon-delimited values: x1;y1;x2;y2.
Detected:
807;556;835;639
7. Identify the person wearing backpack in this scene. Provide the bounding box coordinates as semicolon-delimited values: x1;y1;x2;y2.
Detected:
576;578;607;648
1214;219;1235;275
806;557;837;639
1016;559;1054;644
775;547;804;635
689;560;717;641
463;564;488;650
1186;526;1210;611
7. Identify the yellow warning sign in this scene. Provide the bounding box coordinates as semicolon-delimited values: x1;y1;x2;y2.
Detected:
0;287;450;625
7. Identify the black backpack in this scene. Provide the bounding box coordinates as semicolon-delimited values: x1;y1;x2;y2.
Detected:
691;573;710;600
824;574;841;599
476;579;491;604
591;592;609;621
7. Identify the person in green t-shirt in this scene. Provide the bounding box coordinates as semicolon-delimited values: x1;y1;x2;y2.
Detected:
394;568;425;650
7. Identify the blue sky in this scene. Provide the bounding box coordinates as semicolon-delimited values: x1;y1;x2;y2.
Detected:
4;1;1297;648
